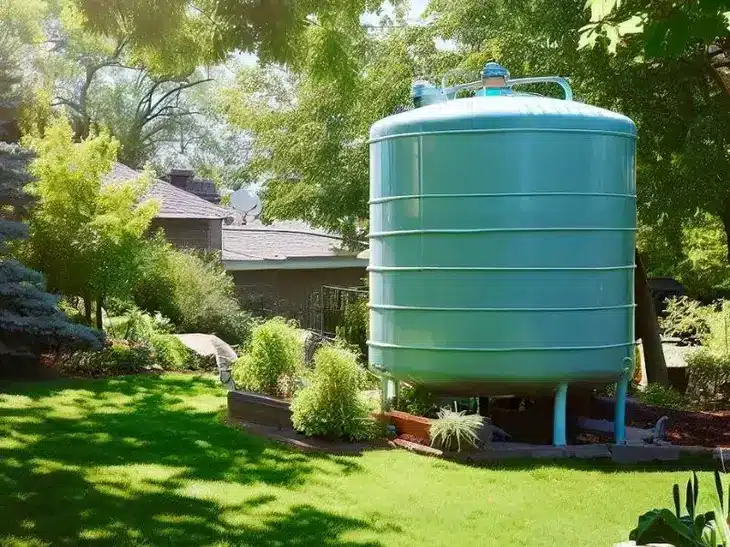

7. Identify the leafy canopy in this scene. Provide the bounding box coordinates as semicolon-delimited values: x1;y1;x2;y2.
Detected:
22;118;158;309
71;0;389;75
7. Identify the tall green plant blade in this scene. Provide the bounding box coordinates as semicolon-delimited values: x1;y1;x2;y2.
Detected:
713;502;730;547
675;483;682;517
688;478;696;520
716;471;725;512
694;472;700;507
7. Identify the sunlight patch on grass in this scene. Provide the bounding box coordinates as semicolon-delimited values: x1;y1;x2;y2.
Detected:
0;431;40;450
78;528;114;541
1;415;42;425
177;480;257;505
154;513;209;525
0;393;37;408
87;463;190;497
30;458;80;475
172;393;226;413
0;535;48;547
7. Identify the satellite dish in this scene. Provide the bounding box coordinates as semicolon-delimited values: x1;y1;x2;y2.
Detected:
230;188;262;220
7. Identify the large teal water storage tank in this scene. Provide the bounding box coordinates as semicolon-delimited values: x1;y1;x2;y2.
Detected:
368;66;636;397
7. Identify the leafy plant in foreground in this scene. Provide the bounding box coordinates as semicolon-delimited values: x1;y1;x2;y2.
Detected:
232;317;303;397
291;344;375;441
429;407;484;452
628;471;730;547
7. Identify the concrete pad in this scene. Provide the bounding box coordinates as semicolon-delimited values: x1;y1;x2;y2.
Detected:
609;444;681;463
567;444;612;459
577;417;654;443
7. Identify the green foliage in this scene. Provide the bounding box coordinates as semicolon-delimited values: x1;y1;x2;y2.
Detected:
581;0;730;284
702;301;730;354
60;333;210;375
121;307;172;342
221;23;453;243
149;334;212;372
685;349;730;410
60;339;153;376
628;471;730;547
232;317;304;398
72;0;387;75
638;383;688;410
291;344;375;441
676;216;730;299
336;297;368;358
0;143;103;359
22;118;157;327
110;307;210;371
660;296;710;343
395;384;440;418
133;238;251;345
429;407;484;452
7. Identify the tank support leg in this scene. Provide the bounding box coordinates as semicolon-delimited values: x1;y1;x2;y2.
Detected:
615;373;629;445
553;383;568;447
381;377;398;412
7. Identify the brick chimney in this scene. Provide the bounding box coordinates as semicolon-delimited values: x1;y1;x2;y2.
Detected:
166;168;221;204
167;168;195;189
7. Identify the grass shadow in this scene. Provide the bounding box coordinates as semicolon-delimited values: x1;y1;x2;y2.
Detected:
0;375;376;546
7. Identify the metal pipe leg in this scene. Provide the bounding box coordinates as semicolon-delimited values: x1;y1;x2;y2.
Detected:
553;383;568;447
381;376;396;412
615;374;629;445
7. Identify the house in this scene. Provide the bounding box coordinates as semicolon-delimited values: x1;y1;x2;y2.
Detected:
105;163;232;250
222;219;366;322
106;164;367;323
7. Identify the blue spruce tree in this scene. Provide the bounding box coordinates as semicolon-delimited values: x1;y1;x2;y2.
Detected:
0;143;103;365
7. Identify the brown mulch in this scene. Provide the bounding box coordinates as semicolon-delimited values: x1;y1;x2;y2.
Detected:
590;398;730;448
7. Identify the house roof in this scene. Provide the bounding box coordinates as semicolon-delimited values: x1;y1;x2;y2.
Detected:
104;163;231;220
222;219;366;271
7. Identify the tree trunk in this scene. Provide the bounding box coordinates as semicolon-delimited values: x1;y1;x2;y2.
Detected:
84;297;92;326
95;297;103;330
634;249;669;386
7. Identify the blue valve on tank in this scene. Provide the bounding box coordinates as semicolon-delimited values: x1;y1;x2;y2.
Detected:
478;61;511;97
411;80;445;109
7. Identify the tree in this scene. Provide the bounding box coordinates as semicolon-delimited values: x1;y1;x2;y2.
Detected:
0;142;103;363
75;70;213;167
221;22;456;245
35;5;213;167
0;33;22;141
71;0;390;75
22;118;158;328
581;0;730;259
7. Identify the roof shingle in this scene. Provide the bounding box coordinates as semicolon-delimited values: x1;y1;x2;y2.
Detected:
222;219;361;262
104;163;231;220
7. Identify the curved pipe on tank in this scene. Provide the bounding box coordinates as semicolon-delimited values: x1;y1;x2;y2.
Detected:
440;75;573;102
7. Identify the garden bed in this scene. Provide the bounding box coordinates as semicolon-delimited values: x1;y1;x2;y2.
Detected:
227;390;293;429
590;397;730;448
226;416;391;454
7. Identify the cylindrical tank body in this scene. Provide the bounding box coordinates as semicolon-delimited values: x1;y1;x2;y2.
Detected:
368;94;637;394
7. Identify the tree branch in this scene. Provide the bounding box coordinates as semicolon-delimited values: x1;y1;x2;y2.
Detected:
147;78;212;119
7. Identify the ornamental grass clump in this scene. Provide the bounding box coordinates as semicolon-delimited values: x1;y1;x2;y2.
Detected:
429;407;484;452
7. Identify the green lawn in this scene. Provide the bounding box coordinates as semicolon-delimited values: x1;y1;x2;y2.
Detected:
0;374;716;546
